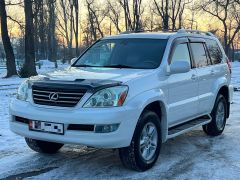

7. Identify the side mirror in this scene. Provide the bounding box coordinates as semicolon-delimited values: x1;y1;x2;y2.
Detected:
70;57;77;65
170;60;190;74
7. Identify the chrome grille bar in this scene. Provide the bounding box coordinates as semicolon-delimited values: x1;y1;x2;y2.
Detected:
32;85;87;107
32;89;85;96
34;98;78;104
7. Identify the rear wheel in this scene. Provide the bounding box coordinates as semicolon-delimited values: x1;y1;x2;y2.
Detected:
25;138;64;154
202;94;227;136
119;110;161;171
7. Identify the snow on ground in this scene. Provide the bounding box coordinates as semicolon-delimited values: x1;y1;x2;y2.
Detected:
0;62;240;179
231;62;240;90
0;60;69;90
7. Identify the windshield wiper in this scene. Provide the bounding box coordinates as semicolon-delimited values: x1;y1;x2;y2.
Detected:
74;64;99;67
74;64;135;69
102;64;135;69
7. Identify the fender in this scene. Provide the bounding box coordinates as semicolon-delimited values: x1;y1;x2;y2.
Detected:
210;76;229;111
126;88;169;143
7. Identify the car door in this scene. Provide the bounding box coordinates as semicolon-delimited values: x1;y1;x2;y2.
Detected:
189;38;214;115
167;38;199;127
205;38;230;104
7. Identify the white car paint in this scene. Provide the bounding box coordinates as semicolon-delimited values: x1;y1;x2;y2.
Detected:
44;67;156;83
9;31;232;148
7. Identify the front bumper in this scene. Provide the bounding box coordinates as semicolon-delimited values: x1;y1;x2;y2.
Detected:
9;99;139;148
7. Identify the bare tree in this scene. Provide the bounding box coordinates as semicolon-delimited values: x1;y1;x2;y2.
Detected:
47;0;57;67
86;0;97;41
170;0;181;30
0;0;17;77
201;0;240;57
118;0;132;31
107;0;122;33
85;0;107;41
133;0;143;31
57;0;75;60
170;0;192;30
153;0;192;31
153;0;169;31
69;0;73;57
73;0;79;56
118;0;143;31
184;2;198;30
33;0;41;61
37;0;47;60
21;0;37;77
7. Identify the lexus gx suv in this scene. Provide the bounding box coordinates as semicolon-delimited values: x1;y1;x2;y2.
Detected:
10;29;233;171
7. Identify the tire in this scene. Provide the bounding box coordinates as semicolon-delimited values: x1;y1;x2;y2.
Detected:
202;94;227;136
25;138;64;154
119;110;161;171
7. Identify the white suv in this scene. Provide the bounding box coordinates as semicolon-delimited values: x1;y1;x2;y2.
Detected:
10;29;233;171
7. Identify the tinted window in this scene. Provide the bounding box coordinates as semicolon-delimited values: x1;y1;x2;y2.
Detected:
74;39;167;69
171;43;191;65
205;39;223;64
191;43;209;68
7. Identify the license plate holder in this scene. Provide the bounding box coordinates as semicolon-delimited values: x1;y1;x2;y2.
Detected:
29;120;64;135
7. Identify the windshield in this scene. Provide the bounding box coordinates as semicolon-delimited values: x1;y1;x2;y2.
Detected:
73;38;167;69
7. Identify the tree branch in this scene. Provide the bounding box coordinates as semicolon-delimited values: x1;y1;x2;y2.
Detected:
5;1;23;6
6;15;24;29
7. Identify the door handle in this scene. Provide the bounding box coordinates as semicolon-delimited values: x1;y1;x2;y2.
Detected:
211;70;215;75
191;74;197;80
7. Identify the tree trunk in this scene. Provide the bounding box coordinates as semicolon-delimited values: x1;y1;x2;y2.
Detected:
123;0;128;31
223;22;230;57
133;0;142;31
22;0;37;77
33;1;39;61
86;1;97;41
70;1;73;58
60;0;71;60
39;0;46;59
0;0;17;77
163;0;169;31
47;0;57;67
74;0;79;56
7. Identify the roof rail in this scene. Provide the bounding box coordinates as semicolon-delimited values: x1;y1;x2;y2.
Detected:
177;29;215;37
120;29;145;34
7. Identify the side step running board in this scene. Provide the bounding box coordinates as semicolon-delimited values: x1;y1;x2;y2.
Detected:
167;115;211;139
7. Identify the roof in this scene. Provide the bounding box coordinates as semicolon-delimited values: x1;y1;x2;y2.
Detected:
102;29;218;41
103;32;175;40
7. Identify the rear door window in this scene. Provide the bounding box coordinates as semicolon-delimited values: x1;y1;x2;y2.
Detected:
190;43;209;68
205;39;223;64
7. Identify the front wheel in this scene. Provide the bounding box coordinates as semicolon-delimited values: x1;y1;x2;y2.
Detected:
25;138;64;154
119;110;161;171
203;94;227;136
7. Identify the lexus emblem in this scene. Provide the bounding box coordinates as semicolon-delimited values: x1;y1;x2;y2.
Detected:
49;92;59;101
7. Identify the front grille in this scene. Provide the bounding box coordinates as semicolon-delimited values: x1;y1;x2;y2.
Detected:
32;85;87;107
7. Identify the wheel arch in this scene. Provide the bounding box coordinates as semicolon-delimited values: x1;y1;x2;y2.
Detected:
217;85;230;118
141;100;168;143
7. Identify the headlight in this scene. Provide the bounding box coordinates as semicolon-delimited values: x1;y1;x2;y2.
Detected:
16;80;29;101
83;86;128;108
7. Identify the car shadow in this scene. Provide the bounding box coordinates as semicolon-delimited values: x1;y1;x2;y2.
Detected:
1;129;233;179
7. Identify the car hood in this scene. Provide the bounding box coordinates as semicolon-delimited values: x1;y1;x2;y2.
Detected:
40;67;155;83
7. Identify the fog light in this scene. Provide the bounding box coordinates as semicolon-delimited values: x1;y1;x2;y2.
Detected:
94;124;119;133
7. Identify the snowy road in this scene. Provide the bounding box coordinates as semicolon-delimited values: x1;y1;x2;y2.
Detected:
0;63;240;180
